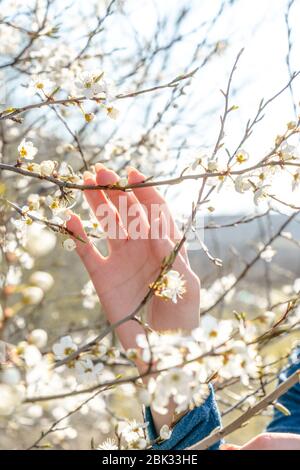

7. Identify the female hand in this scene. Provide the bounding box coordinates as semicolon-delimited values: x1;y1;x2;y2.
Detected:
67;164;200;346
66;164;201;430
221;432;300;450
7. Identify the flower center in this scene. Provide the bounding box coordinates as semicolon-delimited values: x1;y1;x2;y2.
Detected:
209;330;218;338
64;347;74;355
20;147;27;157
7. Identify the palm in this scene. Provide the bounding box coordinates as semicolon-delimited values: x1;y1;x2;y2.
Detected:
67;165;200;349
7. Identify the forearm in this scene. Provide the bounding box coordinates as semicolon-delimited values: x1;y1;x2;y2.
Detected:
116;301;200;434
114;319;175;433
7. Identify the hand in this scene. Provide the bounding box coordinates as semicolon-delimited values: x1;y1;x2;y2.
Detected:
67;165;200;432
221;432;300;450
67;164;200;350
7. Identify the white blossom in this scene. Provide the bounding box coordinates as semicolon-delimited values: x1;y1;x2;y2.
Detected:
28;76;55;96
137;388;151;406
26;224;57;257
100;77;117;102
0;384;24;416
293;278;300;293
63;238;76;251
234;175;251;193
27;194;40;210
26;405;43;419
97;438;118;450
120;420;148;445
260;245;276;262
75;357;103;384
132;438;147;449
0;367;21;386
22;344;43;367
81;280;98;309
235;149;249;164
75;70;105;99
18;139;38;160
29;271;54;292
155;270;186;303
45;195;59;210
40;160;55;176
278;142;299;161
28;329;48;349
26;162;41;173
52;336;77;360
207;159;219;172
254;185;271;205
159;424;172;440
193;314;233;347
106;105;119;119
22;286;44;305
26;356;52;385
221;342;261;386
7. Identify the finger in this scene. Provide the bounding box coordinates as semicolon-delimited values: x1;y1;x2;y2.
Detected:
95;163;149;237
149;215;199;330
127;167;188;263
66;213;105;284
239;434;280;450
83;171;109;217
83;171;127;250
150;213;187;272
94;163;121;211
220;444;240;450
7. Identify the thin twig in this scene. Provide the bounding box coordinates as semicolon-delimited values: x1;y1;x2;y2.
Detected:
188;368;300;450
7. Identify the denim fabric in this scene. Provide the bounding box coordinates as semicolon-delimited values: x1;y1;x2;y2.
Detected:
146;384;222;450
266;348;300;434
146;349;300;450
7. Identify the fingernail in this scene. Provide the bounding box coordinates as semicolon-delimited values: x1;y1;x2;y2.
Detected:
95;162;106;171
83;171;94;179
220;444;237;450
126;166;135;174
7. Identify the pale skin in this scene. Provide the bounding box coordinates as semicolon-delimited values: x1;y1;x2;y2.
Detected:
221;433;300;450
67;164;200;431
67;164;300;448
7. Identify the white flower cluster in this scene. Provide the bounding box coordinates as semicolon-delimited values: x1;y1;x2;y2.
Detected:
52;336;117;385
97;420;172;450
17;139;56;177
0;330;114;445
102;131;170;173
37;314;266;444
74;70;115;101
133;314;266;415
0;328;49;416
200;274;236;310
234;141;300;202
190;139;300;205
